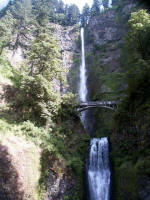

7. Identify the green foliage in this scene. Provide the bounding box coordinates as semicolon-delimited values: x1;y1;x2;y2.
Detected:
28;32;63;81
14;74;60;124
81;3;90;26
0;54;13;80
0;11;13;53
110;10;150;200
127;10;150;60
65;4;80;26
0;101;89;199
20;120;48;140
32;0;80;26
9;0;35;50
38;115;90;199
113;161;138;200
91;0;100;16
0;1;87;199
114;10;150;135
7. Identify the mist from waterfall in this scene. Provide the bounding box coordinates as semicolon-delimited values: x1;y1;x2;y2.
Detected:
86;138;111;200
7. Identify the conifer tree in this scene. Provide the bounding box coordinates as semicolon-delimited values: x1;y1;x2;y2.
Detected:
65;4;80;25
91;0;100;16
9;0;34;50
0;11;13;54
28;32;62;81
81;3;90;26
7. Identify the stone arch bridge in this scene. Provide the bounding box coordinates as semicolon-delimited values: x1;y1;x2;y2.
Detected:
77;101;118;112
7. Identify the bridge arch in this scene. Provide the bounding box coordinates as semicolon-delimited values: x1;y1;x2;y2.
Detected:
77;101;118;112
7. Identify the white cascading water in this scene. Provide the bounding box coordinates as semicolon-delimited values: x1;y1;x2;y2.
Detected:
100;0;104;12
86;138;111;200
79;29;111;199
79;27;87;103
79;27;88;124
108;0;112;8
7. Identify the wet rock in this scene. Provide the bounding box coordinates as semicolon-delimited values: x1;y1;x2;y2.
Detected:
45;171;75;200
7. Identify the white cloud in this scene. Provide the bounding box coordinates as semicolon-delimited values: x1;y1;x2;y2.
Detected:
62;0;93;11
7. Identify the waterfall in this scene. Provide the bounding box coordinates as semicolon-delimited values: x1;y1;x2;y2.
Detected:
79;27;88;124
86;138;111;200
108;0;112;8
79;27;87;103
100;0;104;12
79;29;111;199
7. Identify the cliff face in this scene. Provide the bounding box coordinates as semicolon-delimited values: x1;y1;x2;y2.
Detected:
86;9;121;75
82;0;137;138
85;0;137;99
0;21;82;199
52;24;80;93
4;23;80;94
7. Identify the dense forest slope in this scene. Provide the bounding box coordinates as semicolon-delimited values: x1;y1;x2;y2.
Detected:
0;0;88;199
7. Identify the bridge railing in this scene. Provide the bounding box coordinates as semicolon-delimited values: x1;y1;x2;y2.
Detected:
76;100;119;112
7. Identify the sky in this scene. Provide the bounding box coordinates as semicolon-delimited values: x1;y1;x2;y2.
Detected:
0;0;93;11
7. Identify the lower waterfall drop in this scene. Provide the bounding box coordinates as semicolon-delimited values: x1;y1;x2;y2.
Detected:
86;138;111;200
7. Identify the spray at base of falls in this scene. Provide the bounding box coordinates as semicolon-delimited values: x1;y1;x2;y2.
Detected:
86;138;111;200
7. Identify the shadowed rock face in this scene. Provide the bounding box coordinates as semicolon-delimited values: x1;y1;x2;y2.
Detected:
45;171;75;200
138;176;150;200
0;145;24;200
88;10;119;46
85;0;137;77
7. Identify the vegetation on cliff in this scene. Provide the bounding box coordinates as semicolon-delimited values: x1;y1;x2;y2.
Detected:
110;9;150;200
83;1;150;199
1;0;150;199
0;0;89;199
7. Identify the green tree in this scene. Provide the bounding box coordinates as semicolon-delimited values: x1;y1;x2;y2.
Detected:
14;27;64;125
65;4;80;25
32;0;52;26
114;10;150;135
81;3;90;26
91;0;100;16
56;0;65;14
8;0;34;50
15;74;60;125
28;32;63;81
127;10;150;60
0;11;13;54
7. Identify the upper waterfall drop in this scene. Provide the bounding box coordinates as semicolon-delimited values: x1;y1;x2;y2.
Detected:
79;27;88;103
100;4;105;12
100;0;104;12
86;138;111;200
108;0;112;8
